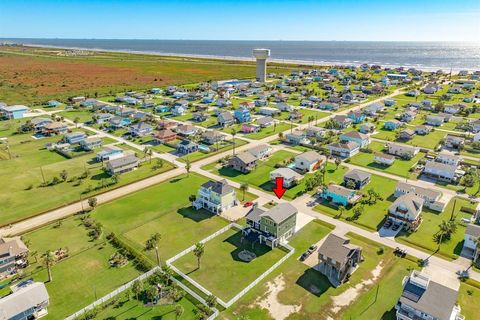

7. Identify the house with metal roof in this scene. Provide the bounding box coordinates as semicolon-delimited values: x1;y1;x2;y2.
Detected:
294;151;326;173
106;153;139;175
0;281;49;320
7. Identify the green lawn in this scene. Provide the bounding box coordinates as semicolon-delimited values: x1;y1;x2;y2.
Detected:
17;217;142;320
314;174;398;231
0;128;174;225
178;138;248;163
91;173;256;263
396;197;478;260
349;141;424;179
173;227;287;301
221;222;419;320
245;122;293;140
58;109;95;123
373;127;447;149
93;296;198;320
458;280;480;320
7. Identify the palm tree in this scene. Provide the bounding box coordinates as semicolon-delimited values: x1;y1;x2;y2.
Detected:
231;129;237;156
240;182;249;201
31;250;38;263
334;158;341;170
175;305;184;320
132;279;143;301
42;250;55;282
436;220;451;248
185;159;191;177
146;232;162;265
193;242;205;269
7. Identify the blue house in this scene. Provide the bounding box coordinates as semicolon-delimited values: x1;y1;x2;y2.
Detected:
318;103;339;111
347;111;366;124
384;99;396;107
0;105;29;119
109;117;131;129
150;88;162;94
47;100;61;108
155;105;171;113
340;131;370;148
384;120;402;131
234;106;251;123
320;184;359;207
202;96;215;104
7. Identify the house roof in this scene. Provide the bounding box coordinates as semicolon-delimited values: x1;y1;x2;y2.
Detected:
390;193;424;213
260;203;297;224
466;224;480;238
318;233;360;266
30;117;52;125
326;184;354;197
155;129;176;139
341;131;368;140
257;116;274;125
107;154;139;169
202;130;224;139
328;141;359;151
295;151;323;163
399;271;459;320
0;237;28;257
218;111;234;121
374;152;395;160
0;105;29;112
395;181;441;200
245;207;265;224
0;282;49;319
201;179;234;196
234;152;257;165
270;168;302;180
344;169;371;182
247;144;270;158
424;160;457;174
130;122;153;130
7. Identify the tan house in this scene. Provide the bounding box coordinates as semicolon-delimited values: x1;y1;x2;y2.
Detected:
388;193;424;230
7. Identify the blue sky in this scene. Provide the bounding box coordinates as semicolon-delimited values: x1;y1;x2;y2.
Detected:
0;0;479;41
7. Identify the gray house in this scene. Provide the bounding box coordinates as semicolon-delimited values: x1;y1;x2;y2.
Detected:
396;271;463;320
316;233;362;287
0;281;50;320
0;237;28;277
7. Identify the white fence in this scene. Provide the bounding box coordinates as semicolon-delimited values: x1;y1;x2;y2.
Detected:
166;223;295;309
65;265;220;320
65;267;160;320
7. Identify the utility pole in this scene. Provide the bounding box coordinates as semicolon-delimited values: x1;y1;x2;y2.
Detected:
40;166;46;185
155;246;160;267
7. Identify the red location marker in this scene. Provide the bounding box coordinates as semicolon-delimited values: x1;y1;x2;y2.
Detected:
273;177;286;199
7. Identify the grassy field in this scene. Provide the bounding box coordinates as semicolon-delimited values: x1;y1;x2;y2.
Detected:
0;46;293;104
373;127;447;149
348;141;424;179
314;173;398;231
458;280;480;320
396;197;477;260
221;222;420;320
18;217;143;320
173;227;287;301
91;173;257;263
0;121;174;225
245;122;293;140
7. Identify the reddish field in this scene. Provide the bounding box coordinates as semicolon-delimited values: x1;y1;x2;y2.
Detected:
0;47;275;104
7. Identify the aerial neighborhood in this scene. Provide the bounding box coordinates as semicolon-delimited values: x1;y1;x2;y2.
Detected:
1;45;480;320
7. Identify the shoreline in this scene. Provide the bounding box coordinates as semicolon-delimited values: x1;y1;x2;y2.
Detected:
15;43;478;73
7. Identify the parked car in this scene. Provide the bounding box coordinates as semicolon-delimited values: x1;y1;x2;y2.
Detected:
243;201;254;208
307;244;318;254
299;252;309;261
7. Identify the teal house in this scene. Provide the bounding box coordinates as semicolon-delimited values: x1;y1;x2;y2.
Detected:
384;120;402;131
234;106;251;123
320;184;360;207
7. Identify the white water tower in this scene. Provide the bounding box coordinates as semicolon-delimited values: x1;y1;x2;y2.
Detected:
253;48;270;82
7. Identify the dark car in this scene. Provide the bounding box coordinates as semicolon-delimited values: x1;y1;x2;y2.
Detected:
299;252;309;261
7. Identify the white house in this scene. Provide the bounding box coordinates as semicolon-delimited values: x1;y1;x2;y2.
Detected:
374;152;395;166
270;168;303;188
463;224;480;261
294;151;326;173
394;181;445;212
388;193;424;230
423;160;458;182
386;143;419;158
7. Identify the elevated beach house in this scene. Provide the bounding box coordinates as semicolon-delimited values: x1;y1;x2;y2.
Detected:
243;203;298;248
316;233;362;287
193;179;238;214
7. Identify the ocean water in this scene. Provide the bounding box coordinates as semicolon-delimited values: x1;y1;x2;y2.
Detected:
2;39;479;70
